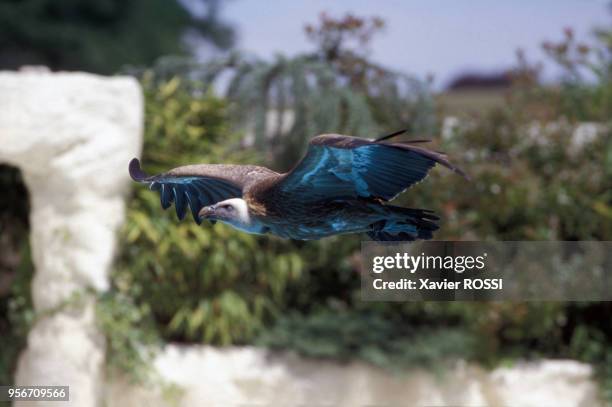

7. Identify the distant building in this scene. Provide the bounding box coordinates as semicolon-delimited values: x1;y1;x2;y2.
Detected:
438;71;514;116
446;71;513;91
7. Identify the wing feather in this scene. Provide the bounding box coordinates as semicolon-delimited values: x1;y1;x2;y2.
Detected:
173;187;187;220
129;158;250;223
272;133;467;203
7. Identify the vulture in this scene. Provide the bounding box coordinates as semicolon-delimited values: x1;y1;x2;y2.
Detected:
129;130;467;241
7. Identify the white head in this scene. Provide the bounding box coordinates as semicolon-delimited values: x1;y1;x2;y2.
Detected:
198;198;251;227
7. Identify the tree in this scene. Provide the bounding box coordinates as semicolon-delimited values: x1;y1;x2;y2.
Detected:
0;0;235;74
145;13;436;170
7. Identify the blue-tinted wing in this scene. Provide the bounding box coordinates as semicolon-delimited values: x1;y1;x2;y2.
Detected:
129;159;243;224
275;134;467;202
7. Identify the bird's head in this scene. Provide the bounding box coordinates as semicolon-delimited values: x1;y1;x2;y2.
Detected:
198;198;251;225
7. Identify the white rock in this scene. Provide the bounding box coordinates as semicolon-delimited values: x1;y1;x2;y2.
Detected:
491;360;601;407
105;345;604;407
0;70;143;407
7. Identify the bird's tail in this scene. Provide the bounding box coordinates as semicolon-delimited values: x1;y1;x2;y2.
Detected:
367;206;439;242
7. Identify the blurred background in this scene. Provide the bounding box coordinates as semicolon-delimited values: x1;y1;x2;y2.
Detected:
0;0;611;402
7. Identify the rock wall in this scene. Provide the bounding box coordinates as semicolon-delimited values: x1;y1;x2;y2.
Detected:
107;345;604;407
0;70;143;407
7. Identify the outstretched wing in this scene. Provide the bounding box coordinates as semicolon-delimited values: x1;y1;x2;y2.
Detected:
271;133;467;202
129;158;247;224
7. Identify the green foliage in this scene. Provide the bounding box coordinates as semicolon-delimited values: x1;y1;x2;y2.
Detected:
144;12;435;170
149;53;434;170
0;0;234;74
257;310;474;372
410;27;612;242
0;242;34;386
411;111;612;241
96;291;159;384
539;27;611;122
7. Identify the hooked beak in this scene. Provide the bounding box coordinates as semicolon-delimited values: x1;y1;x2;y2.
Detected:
198;205;215;220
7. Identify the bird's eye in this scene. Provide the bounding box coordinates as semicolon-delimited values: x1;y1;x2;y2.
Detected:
222;204;233;212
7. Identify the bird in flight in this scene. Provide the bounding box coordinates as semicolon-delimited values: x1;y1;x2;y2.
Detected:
129;130;466;241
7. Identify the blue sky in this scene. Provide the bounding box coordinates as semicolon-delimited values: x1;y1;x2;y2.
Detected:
219;0;610;88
